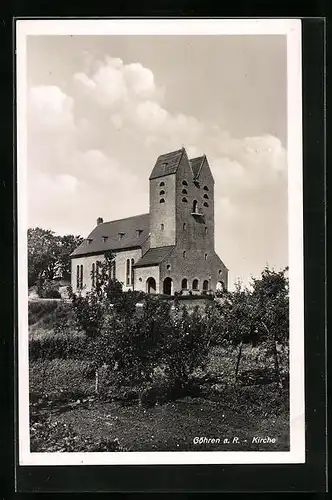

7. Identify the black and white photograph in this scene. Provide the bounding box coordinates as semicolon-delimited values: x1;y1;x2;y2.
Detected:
16;18;304;466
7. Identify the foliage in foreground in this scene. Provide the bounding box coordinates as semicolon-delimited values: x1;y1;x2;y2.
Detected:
29;256;289;405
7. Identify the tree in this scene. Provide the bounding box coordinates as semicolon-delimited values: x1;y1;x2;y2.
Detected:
218;268;289;387
28;228;61;286
250;266;289;388
161;306;211;393
68;251;124;393
109;295;172;405
58;234;84;278
28;227;84;288
221;282;257;383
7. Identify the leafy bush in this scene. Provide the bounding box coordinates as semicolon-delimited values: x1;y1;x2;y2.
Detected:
37;280;62;299
161;306;210;391
30;414;126;452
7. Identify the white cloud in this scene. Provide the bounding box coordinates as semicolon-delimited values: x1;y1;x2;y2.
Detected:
27;54;288;286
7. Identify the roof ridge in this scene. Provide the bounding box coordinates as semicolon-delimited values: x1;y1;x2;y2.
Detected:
100;213;149;225
158;147;184;159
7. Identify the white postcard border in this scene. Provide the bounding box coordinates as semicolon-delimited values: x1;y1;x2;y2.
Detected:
16;18;304;466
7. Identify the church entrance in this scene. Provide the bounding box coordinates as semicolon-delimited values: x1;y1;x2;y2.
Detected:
163;277;173;295
146;277;156;294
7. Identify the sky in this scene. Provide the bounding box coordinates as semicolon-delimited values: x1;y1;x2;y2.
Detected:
26;34;288;287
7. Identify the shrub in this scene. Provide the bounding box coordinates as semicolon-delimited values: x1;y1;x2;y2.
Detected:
162;306;210;391
38;280;62;299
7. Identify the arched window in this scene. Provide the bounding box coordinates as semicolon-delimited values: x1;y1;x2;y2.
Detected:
204;253;208;260
203;280;209;292
203;202;209;207
182;188;188;195
166;264;171;271
182;180;188;186
203;193;209;199
80;265;83;289
183;222;186;230
181;278;188;290
131;258;134;286
203;185;209;191
192;279;199;291
183;251;186;259
163;277;172;295
192;200;198;213
76;265;80;289
204;226;208;235
126;259;130;285
146;277;156;294
160;198;165;204
160;223;164;231
91;263;95;288
182;197;188;203
112;260;116;280
160;181;165;187
159;190;165;195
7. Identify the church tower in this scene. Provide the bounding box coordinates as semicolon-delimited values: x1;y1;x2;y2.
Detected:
149;149;184;248
149;147;215;252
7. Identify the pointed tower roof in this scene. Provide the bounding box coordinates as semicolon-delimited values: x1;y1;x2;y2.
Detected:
189;155;206;179
149;148;185;180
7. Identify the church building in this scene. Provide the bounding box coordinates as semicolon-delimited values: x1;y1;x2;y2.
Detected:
70;147;228;295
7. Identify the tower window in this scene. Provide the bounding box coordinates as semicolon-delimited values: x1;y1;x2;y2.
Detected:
182;188;188;195
192;279;199;291
183;251;186;259
182;180;188;186
160;181;165;187
159;190;165;195
160;198;165;203
166;264;171;271
182;197;188;203
183;222;186;230
204;253;208;260
203;193;209;199
181;278;188;289
160;223;164;231
204;226;208;234
203;202;209;207
203;185;209;191
192;200;198;213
